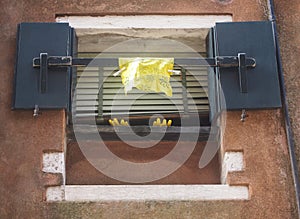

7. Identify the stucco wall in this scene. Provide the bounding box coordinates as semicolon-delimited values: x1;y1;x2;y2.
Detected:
274;0;300;175
0;0;297;218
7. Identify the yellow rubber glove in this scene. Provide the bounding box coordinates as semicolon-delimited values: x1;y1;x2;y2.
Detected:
108;118;129;126
152;118;172;127
119;58;174;97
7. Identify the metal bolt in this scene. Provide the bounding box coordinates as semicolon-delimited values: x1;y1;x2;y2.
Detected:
241;109;248;122
33;105;39;118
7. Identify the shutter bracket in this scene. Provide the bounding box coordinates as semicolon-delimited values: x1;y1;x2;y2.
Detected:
33;52;255;94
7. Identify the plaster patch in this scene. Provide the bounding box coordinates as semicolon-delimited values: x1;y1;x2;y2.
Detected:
46;186;65;201
221;151;244;184
42;152;64;174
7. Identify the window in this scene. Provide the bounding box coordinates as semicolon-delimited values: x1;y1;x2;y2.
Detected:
60;15;234;185
13;16;280;201
74;27;210;126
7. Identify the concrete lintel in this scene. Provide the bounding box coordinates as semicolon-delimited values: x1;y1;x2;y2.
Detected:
56;15;232;29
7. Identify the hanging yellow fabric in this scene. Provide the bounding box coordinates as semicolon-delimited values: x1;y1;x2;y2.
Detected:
118;58;174;97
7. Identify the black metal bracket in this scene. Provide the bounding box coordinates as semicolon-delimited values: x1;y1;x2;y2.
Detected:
238;53;248;93
33;53;255;94
39;53;48;93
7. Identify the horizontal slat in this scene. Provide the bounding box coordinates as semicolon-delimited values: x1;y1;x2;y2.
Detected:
77;92;208;99
102;88;184;94
187;81;208;87
77;68;209;73
76;83;99;89
76;99;208;106
76;92;207;101
100;83;208;89
75;112;173;117
76;78;208;87
76;66;208;71
78;51;207;57
77;70;208;78
75;110;208;117
76;84;208;90
76;105;209;111
77;68;209;72
77;77;100;83
75;113;98;117
77;87;205;94
76;89;99;94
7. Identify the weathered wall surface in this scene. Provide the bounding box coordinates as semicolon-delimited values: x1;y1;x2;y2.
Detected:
274;0;300;175
0;0;297;218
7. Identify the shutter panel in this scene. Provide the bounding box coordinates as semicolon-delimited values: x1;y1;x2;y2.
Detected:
208;21;281;113
12;23;74;110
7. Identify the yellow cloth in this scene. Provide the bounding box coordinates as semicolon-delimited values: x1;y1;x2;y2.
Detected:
119;58;174;97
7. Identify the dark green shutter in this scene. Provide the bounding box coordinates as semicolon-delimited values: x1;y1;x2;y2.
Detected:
208;21;281;118
209;21;281;114
12;23;74;110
